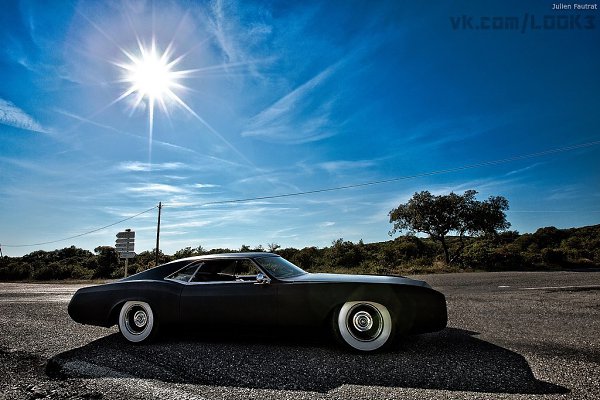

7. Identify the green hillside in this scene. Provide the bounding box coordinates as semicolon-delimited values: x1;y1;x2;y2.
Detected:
1;224;599;281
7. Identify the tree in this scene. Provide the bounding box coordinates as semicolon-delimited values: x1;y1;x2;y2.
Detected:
267;243;281;253
94;246;119;278
240;244;251;252
389;190;510;264
173;247;195;259
173;245;208;259
325;238;365;269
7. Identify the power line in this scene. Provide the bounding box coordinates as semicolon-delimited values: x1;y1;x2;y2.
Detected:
2;206;157;248
2;139;599;248
197;139;600;206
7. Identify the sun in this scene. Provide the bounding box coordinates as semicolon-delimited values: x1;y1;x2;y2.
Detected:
109;34;249;166
113;39;194;161
116;39;188;117
128;45;175;101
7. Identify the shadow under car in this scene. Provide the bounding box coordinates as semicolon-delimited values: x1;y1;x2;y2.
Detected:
47;327;568;394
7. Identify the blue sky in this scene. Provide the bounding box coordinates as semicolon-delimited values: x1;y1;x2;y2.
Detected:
1;0;599;256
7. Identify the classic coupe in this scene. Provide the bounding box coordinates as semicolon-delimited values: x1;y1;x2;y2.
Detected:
69;253;447;352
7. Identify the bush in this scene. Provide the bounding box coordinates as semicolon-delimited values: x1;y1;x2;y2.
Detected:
541;248;567;266
1;224;599;281
0;260;33;280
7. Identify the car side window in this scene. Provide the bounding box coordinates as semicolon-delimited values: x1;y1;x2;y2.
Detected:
191;260;235;282
168;263;201;282
234;260;261;280
189;259;261;283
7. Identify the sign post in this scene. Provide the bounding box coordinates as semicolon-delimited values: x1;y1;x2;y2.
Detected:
116;229;135;277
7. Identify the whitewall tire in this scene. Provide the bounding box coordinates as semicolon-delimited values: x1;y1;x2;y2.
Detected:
335;301;393;352
118;301;155;343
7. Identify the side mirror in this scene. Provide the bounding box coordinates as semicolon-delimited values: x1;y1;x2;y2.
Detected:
256;272;271;285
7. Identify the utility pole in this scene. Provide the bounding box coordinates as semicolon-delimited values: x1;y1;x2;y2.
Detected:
155;202;162;267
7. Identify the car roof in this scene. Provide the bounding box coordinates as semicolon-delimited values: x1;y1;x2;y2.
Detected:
174;252;279;262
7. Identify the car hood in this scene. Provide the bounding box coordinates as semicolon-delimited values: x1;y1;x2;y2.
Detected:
288;272;431;288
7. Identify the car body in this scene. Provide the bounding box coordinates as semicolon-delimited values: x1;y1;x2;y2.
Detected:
69;252;447;351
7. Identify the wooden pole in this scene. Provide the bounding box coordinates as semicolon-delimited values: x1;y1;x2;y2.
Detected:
155;202;162;267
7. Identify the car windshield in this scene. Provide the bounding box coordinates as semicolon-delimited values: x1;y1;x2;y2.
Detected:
255;256;306;279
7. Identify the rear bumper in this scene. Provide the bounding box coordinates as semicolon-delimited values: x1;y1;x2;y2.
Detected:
68;289;114;327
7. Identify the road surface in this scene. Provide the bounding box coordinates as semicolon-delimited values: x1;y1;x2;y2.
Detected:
0;271;598;399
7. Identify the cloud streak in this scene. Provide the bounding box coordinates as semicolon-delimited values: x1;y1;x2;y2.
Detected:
241;63;341;144
317;160;377;174
117;161;187;172
0;99;47;133
206;0;273;77
127;183;187;195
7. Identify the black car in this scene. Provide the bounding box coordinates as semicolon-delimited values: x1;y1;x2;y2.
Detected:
69;253;447;352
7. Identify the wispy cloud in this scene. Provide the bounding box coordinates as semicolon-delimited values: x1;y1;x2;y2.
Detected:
505;163;543;177
0;99;47;133
127;183;187;195
320;221;336;228
241;63;341;144
430;177;524;198
55;109;197;153
117;161;187;172
404;114;502;149
163;220;213;230
57;109;253;172
0;156;54;175
317;160;377;174
206;0;273;76
546;184;583;201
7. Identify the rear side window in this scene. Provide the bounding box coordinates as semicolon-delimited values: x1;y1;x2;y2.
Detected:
167;263;201;282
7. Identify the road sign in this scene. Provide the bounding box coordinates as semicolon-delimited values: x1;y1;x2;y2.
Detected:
116;231;135;239
116;230;135;259
118;251;136;259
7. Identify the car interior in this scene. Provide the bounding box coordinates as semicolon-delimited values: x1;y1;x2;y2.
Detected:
166;259;261;283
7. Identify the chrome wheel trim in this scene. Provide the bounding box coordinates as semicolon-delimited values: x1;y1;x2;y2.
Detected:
338;301;392;351
133;310;148;328
352;310;374;332
118;301;154;343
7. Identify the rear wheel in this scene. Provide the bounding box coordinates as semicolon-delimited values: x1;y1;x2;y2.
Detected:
334;301;393;352
118;301;156;343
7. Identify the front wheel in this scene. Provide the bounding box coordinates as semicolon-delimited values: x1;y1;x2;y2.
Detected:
334;301;393;352
118;301;156;343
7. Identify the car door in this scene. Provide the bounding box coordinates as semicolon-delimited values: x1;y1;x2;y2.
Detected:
180;259;277;327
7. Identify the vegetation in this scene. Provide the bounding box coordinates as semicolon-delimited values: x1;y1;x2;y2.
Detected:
389;190;510;264
1;224;599;281
0;190;596;280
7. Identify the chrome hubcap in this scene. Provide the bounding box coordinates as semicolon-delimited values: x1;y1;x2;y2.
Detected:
345;303;384;342
353;311;373;332
124;304;150;335
133;310;147;328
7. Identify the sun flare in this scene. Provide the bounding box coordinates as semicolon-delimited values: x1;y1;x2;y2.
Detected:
113;39;196;161
128;47;174;100
117;40;187;114
111;35;245;166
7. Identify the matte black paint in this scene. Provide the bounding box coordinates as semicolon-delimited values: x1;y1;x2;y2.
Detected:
68;253;447;336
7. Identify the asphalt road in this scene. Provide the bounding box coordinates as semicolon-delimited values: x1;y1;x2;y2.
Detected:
0;271;599;400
